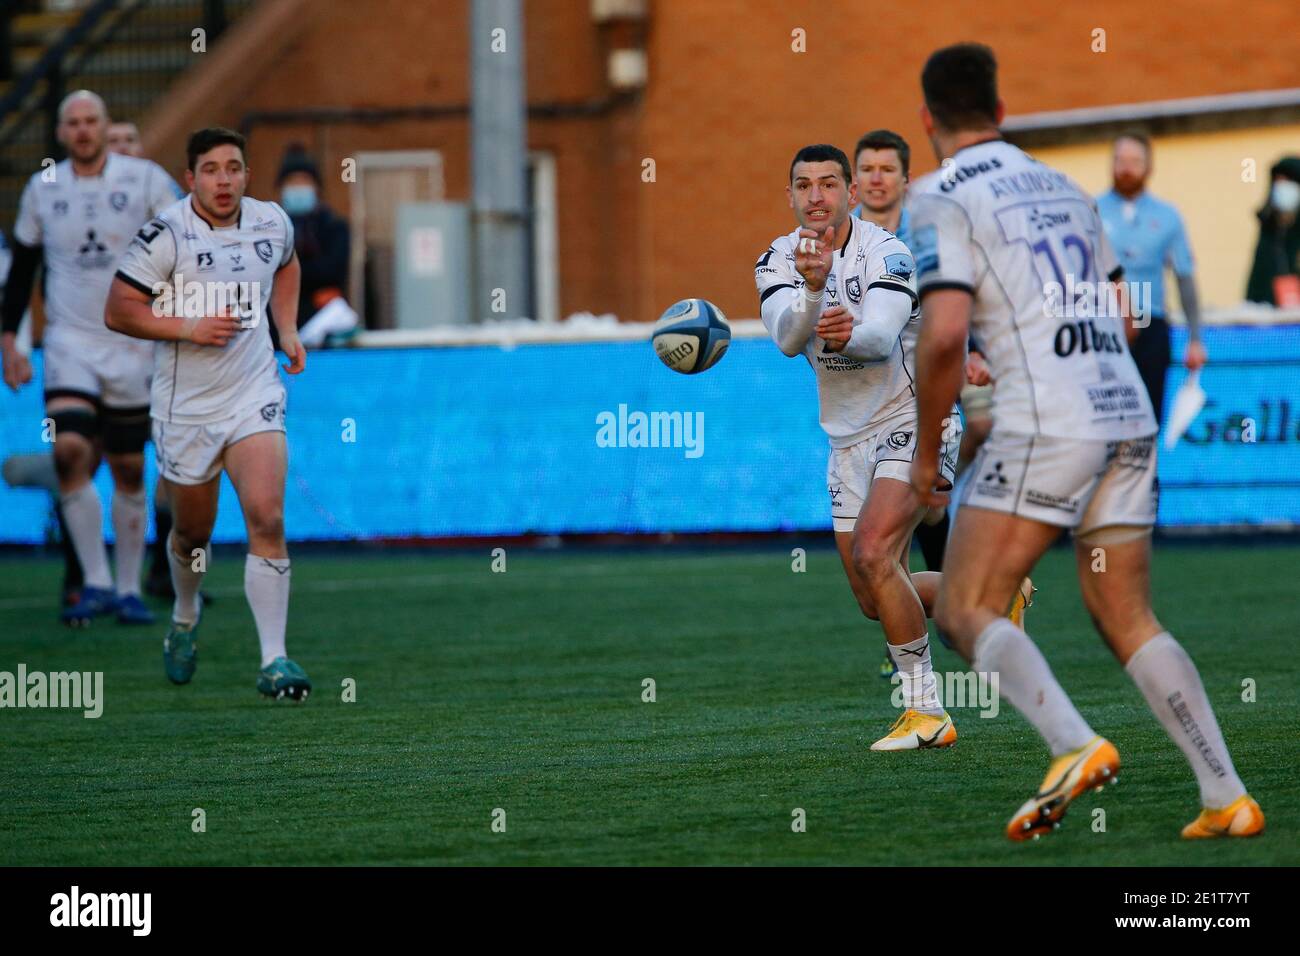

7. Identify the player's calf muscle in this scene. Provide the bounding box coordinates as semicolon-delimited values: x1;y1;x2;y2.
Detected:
1074;538;1162;658
835;534;880;619
853;482;922;586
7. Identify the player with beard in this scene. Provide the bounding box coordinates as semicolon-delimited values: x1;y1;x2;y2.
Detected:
756;144;1028;750
1097;131;1206;427
1;90;179;625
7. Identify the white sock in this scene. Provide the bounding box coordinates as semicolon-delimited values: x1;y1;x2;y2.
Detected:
1125;632;1247;808
245;554;290;667
888;634;943;716
973;618;1095;757
168;532;206;625
111;488;147;597
61;482;113;590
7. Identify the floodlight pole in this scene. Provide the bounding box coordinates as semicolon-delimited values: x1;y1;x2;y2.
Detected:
470;0;529;323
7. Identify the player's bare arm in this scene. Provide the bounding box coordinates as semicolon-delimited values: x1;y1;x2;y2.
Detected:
0;239;39;391
910;288;972;507
271;252;306;374
105;277;239;346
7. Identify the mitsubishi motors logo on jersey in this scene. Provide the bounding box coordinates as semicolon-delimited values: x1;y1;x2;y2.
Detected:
76;229;112;269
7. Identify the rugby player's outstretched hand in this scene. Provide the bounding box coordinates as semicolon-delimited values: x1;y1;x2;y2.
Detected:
794;226;834;293
189;310;240;347
279;329;307;374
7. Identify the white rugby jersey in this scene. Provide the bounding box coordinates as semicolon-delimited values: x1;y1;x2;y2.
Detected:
115;194;295;425
909;139;1156;441
756;215;941;447
13;152;179;346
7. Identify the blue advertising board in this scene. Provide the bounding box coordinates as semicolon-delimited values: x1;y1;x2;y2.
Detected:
1;325;1297;543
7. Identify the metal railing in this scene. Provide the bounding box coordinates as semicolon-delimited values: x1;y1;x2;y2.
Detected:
0;0;251;232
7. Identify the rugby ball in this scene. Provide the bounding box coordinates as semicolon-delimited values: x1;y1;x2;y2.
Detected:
652;298;731;374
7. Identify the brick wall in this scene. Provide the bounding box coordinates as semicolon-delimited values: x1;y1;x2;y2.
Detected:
142;0;1300;324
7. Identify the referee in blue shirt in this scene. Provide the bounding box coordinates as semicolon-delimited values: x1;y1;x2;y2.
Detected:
1097;131;1207;426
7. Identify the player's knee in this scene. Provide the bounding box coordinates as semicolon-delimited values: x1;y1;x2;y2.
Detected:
170;526;206;556
52;436;94;480
246;506;284;543
170;511;214;554
851;534;896;587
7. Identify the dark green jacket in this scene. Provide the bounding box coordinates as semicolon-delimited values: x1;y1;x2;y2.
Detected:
1246;157;1300;304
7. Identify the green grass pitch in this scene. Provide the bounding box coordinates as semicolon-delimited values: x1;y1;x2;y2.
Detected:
0;541;1295;866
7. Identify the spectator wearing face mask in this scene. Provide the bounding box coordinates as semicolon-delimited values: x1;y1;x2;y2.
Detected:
275;145;356;345
1246;156;1300;308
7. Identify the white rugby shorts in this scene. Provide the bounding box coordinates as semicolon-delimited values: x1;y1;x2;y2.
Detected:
152;388;286;485
827;406;961;533
960;431;1159;534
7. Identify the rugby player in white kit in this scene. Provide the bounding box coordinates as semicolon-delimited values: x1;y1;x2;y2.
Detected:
106;127;311;700
909;44;1262;839
1;90;179;626
756;144;1029;751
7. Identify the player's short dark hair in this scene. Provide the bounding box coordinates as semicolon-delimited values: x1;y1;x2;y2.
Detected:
789;144;851;185
1113;129;1152;157
853;129;911;179
921;43;999;131
186;127;246;171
